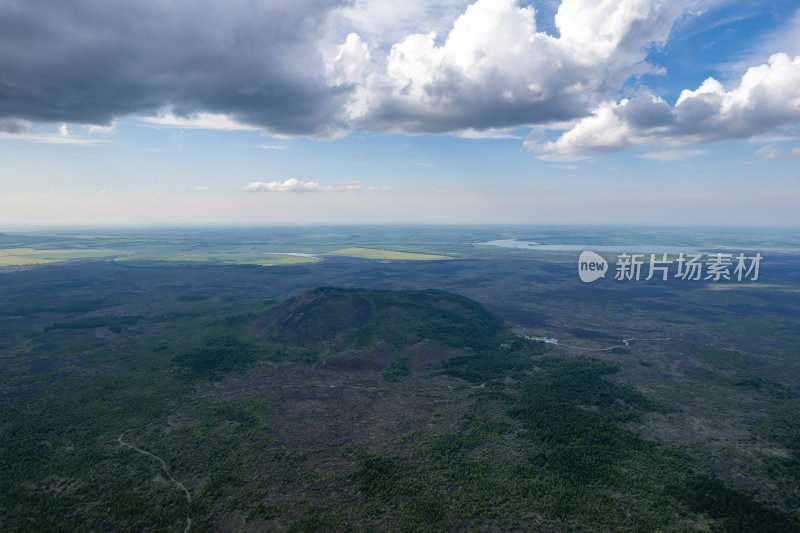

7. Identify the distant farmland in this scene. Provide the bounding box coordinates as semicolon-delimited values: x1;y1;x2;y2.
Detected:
0;248;124;266
328;247;454;261
114;251;319;267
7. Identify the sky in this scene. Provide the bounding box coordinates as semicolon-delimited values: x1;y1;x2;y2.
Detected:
0;0;799;227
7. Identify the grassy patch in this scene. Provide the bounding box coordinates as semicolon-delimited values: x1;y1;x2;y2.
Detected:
715;317;778;336
115;251;317;267
328;247;453;261
381;358;411;382
696;345;749;370
0;247;125;266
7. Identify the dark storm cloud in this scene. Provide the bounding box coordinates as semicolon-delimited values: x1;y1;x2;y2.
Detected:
0;118;27;133
615;96;674;129
358;59;589;134
0;0;349;135
365;91;587;134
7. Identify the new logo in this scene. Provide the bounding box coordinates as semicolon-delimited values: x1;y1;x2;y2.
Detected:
578;251;608;283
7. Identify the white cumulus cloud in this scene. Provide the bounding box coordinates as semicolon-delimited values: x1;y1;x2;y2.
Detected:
86;124;115;134
140;112;261;131
242;179;368;193
243;178;322;193
532;53;800;157
328;0;685;134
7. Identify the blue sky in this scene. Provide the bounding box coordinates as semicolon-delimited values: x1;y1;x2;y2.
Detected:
0;0;798;226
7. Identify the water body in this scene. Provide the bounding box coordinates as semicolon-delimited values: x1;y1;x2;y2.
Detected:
483;240;706;254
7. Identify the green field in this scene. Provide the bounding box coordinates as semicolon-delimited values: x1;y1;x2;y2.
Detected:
114;251;318;267
0;247;125;266
328;247;454;261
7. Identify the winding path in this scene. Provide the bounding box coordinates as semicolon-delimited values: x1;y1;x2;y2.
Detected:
118;431;192;533
525;334;762;358
561;336;676;351
525;334;676;351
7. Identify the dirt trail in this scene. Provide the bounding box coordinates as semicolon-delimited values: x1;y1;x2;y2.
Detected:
118;431;192;533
